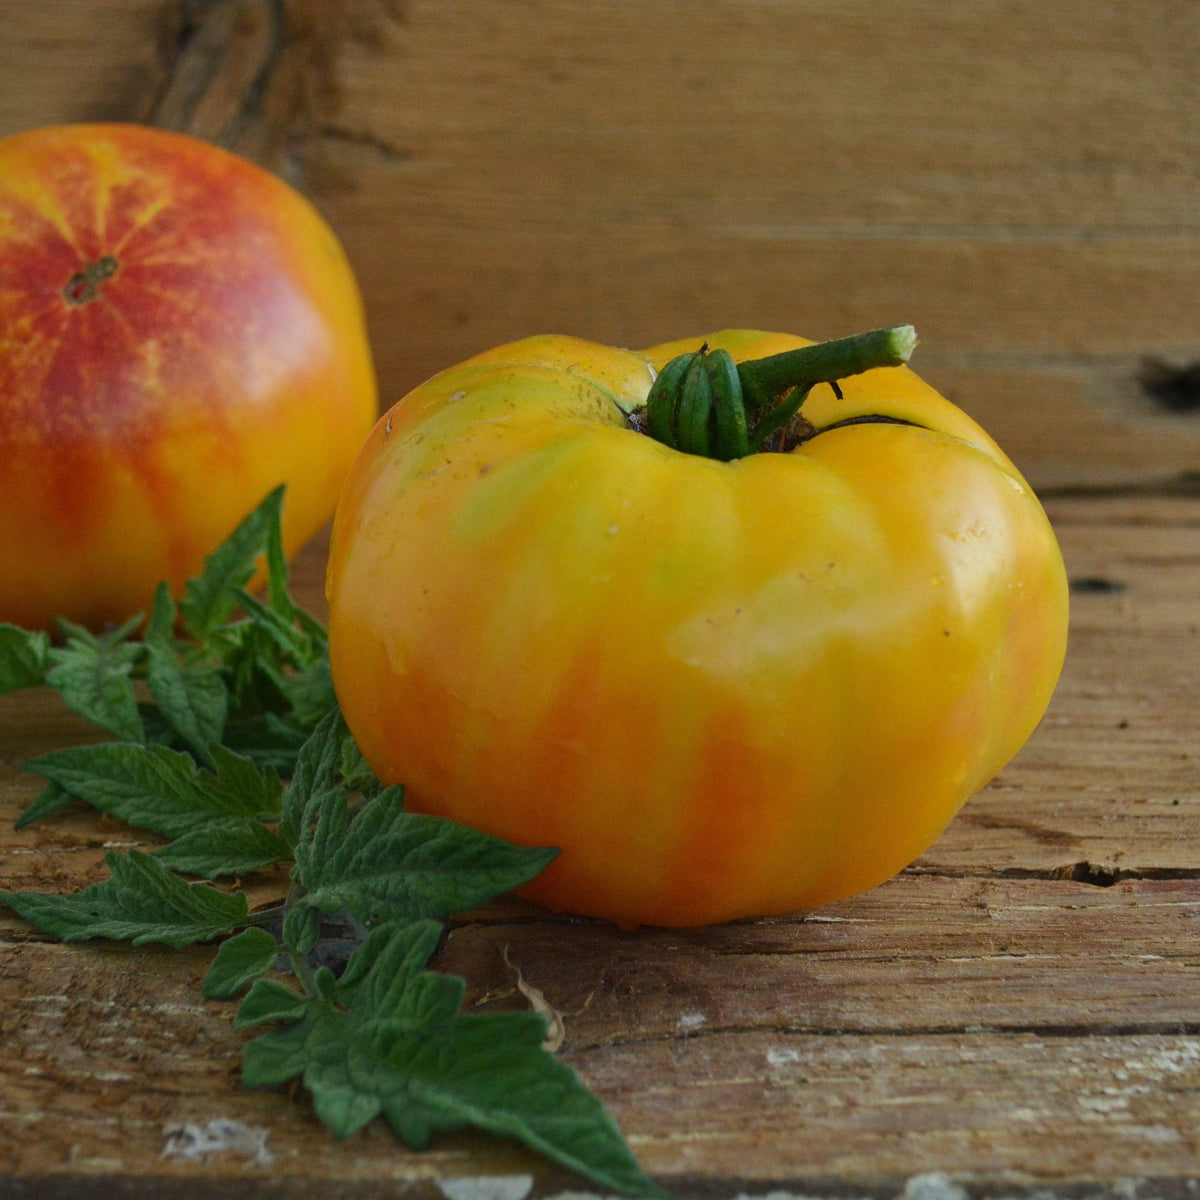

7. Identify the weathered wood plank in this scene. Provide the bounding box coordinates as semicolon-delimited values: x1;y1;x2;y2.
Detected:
293;0;1200;485
0;936;533;1186
323;0;1200;233
441;875;1200;1043
331;224;1200;458
580;1029;1200;1185
0;1;163;134
2;1;1199;488
4;877;1200;1187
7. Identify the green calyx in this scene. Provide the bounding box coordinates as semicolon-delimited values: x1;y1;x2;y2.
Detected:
643;324;917;460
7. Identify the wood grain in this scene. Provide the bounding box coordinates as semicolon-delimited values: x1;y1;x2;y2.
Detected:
2;0;1200;1194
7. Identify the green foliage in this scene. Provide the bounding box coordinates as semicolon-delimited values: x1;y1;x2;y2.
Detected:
239;921;663;1198
145;583;228;760
24;741;282;840
0;849;248;947
13;781;75;831
285;711;557;932
176;486;286;639
203;926;280;1000
46;616;147;743
154;818;291;879
6;489;332;777
0;487;659;1198
297;790;557;924
0;624;50;693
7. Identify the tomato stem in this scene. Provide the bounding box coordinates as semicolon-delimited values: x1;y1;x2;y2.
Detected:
643;324;916;460
62;255;119;306
738;325;916;410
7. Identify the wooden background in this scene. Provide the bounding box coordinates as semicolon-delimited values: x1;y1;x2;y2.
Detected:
2;1;1200;1196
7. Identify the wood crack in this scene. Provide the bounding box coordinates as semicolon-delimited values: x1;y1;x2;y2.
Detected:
909;864;1200;885
149;0;286;150
313;122;410;162
568;1020;1200;1056
1038;470;1200;501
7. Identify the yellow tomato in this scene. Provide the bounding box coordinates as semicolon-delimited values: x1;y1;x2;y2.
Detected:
326;329;1068;928
0;124;377;631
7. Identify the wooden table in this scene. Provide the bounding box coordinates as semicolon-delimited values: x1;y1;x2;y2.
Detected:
6;490;1200;1197
3;1;1200;1195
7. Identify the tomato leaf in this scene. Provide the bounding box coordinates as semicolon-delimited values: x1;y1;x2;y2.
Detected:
234;977;309;1029
144;583;228;761
382;1013;663;1196
339;731;383;799
0;623;50;693
0;849;248;947
293;786;558;928
23;741;281;840
44;616;146;743
283;901;322;957
240;921;662;1198
154;817;291;879
278;657;339;730
220;712;311;773
259;498;328;653
145;641;229;760
13;781;76;830
264;498;297;619
279;707;347;850
279;710;555;935
233;588;317;666
205;617;322;737
204;620;283;707
178;486;284;639
202;926;279;1000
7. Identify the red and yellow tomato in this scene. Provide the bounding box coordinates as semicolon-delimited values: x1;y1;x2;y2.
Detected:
0;123;377;631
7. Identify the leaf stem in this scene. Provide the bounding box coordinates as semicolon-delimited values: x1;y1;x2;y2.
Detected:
242;903;285;929
288;942;321;997
281;880;321;996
